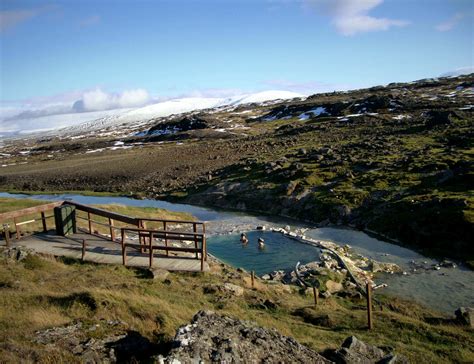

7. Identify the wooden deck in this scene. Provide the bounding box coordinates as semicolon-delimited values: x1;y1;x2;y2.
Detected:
9;231;209;272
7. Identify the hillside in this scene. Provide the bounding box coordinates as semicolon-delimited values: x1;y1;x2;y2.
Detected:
0;74;473;261
0;248;473;363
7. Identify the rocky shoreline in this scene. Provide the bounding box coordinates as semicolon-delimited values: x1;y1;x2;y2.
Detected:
255;226;401;295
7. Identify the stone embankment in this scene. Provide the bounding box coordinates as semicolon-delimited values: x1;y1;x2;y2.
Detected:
263;226;401;293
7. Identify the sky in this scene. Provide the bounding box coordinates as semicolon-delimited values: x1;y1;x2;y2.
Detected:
0;0;473;120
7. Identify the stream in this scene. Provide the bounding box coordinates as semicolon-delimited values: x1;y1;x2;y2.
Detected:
1;192;473;314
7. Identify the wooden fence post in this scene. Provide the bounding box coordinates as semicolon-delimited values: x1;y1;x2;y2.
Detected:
41;212;47;232
193;223;198;259
366;283;373;330
109;218;115;241
149;231;153;268
81;239;86;261
251;271;255;288
163;221;169;256
139;220;146;253
203;224;207;261
3;226;10;247
14;218;20;239
313;286;319;307
200;244;205;272
121;229;127;266
88;212;92;234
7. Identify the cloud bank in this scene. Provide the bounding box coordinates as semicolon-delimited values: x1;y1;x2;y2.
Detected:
436;13;465;32
72;88;151;112
3;88;152;122
0;9;38;32
306;0;409;36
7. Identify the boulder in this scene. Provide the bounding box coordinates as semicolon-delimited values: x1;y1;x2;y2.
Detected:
161;310;331;363
326;336;385;363
148;268;169;281
2;246;35;261
223;283;244;296
324;336;410;364
325;280;343;294
321;291;332;299
455;307;474;328
425;110;459;127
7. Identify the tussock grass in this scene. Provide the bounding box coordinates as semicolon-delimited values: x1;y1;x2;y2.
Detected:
0;253;472;363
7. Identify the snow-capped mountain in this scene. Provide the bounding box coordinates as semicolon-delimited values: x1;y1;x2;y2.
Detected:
0;91;304;138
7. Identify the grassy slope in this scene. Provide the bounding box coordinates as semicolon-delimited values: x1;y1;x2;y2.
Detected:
0;254;472;363
0;199;472;362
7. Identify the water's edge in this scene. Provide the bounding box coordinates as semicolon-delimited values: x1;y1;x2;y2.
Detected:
1;191;473;313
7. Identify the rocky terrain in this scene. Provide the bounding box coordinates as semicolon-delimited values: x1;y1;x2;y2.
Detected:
0;74;473;261
2;247;472;363
161;310;409;363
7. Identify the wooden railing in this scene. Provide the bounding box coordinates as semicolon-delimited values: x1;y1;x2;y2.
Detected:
67;201;140;242
120;226;207;271
0;201;64;245
137;218;205;258
0;200;207;271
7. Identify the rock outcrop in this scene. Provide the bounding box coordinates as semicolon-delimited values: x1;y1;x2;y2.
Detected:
160;310;331;363
455;307;474;328
323;336;409;364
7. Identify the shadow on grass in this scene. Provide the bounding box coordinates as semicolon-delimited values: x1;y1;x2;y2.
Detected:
43;292;98;311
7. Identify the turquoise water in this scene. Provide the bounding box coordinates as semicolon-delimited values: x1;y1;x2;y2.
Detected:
207;231;321;275
1;192;473;313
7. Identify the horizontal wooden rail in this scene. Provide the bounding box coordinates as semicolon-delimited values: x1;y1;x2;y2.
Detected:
77;216;121;230
121;226;207;271
0;201;63;245
0;201;63;221
1;200;208;271
123;227;204;237
138;217;203;225
65;201;138;226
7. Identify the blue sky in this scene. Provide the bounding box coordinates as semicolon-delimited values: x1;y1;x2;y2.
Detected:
0;0;473;111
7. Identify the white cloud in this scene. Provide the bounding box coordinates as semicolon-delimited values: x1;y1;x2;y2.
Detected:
436;13;465;32
305;0;409;36
0;9;38;32
77;88;150;111
79;15;100;28
440;66;474;77
1;88;152;123
177;88;243;99
0;5;56;33
262;79;353;93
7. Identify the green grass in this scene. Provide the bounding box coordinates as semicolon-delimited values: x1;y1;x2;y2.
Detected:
0;253;472;363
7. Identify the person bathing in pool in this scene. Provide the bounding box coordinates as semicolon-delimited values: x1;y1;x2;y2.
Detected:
258;237;265;249
240;233;249;244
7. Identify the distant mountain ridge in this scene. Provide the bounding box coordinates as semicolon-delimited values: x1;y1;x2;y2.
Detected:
0;90;304;138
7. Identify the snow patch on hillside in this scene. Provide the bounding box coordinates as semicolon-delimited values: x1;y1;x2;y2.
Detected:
0;90;305;138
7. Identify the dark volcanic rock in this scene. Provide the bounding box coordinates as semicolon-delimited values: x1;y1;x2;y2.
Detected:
148;115;210;135
161;310;330;363
424;110;460;127
324;336;409;364
455;307;474;328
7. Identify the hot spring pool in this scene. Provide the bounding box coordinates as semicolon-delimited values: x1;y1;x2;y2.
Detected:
207;231;321;275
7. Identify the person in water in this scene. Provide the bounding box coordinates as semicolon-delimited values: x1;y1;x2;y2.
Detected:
240;233;249;244
258;237;265;249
